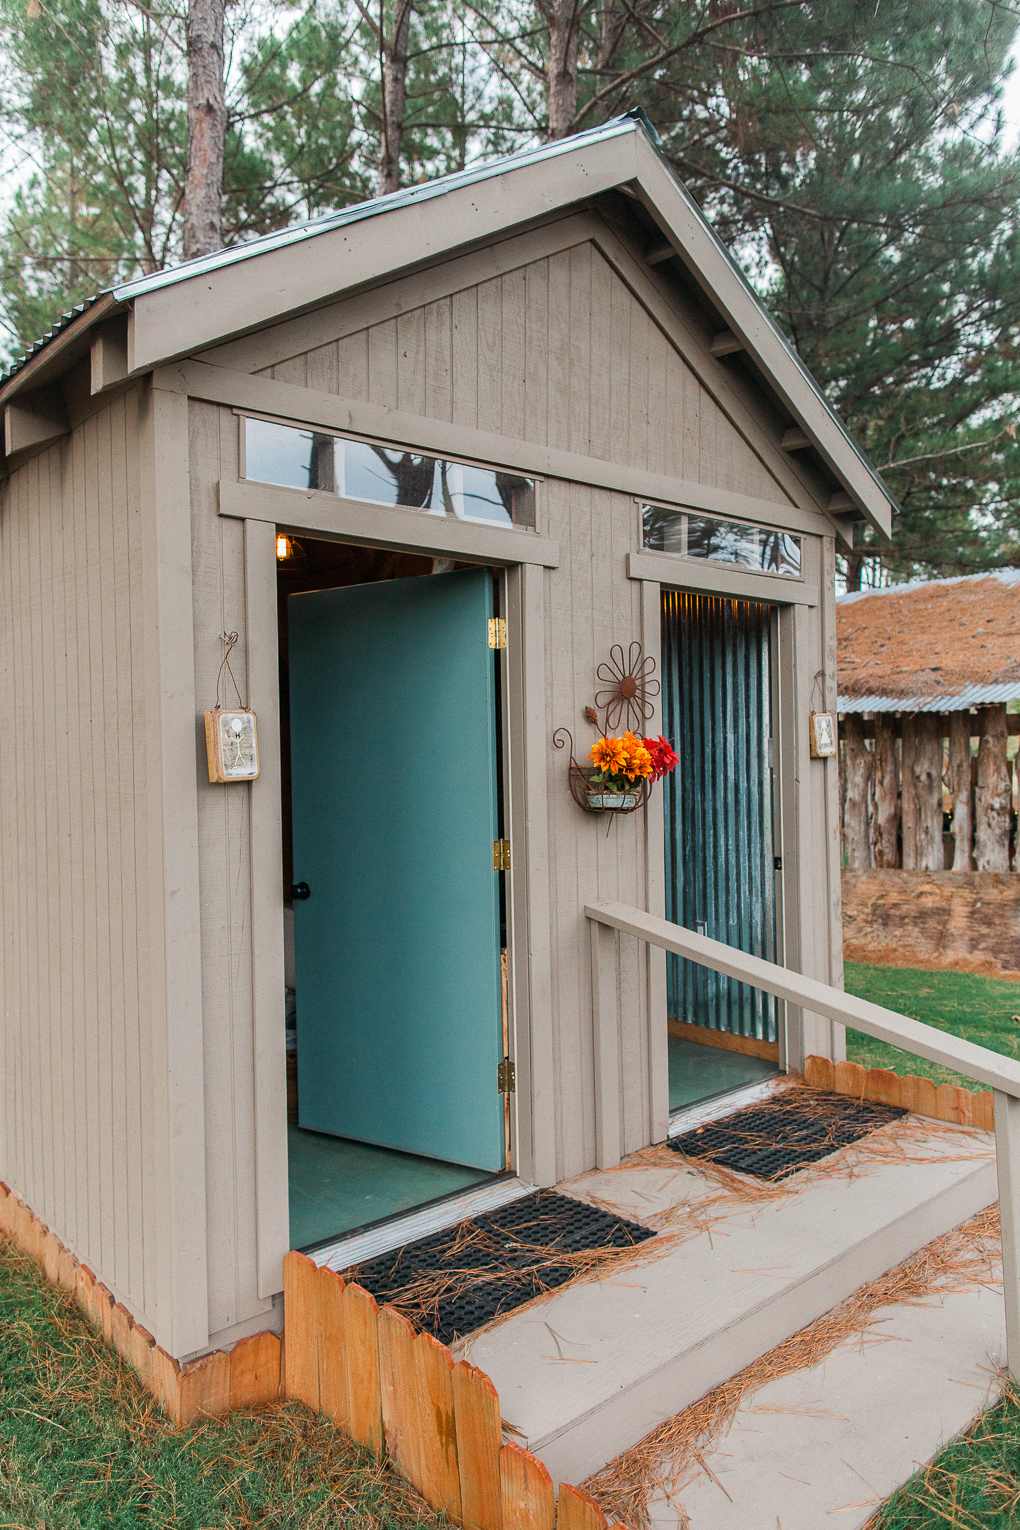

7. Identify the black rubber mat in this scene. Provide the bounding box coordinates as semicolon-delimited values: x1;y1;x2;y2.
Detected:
670;1089;905;1181
348;1190;655;1344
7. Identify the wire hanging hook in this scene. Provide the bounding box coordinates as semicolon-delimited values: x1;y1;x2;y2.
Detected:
215;631;246;711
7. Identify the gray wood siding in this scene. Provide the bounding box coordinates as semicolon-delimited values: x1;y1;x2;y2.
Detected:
184;229;831;1305
0;389;177;1342
260;242;794;509
187;401;273;1341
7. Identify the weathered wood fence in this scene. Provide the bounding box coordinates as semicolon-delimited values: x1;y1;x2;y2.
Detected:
283;1251;626;1530
839;706;1019;871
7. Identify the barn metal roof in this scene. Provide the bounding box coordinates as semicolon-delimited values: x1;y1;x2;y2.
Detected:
837;568;1020;713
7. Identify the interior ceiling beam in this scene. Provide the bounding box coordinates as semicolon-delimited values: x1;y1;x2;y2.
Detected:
3;383;69;457
710;330;744;357
781;427;811;451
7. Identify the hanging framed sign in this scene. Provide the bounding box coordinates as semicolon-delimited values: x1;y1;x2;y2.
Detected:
204;631;260;782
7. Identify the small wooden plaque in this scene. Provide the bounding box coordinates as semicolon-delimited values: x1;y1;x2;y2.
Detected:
809;710;837;759
204;707;260;782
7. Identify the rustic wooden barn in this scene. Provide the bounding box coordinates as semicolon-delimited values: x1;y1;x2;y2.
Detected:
0;111;895;1380
838;571;1020;873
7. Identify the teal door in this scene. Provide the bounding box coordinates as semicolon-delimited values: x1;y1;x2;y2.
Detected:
288;568;505;1172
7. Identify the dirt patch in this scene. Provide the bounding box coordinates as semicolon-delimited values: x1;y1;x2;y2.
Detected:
843;869;1020;982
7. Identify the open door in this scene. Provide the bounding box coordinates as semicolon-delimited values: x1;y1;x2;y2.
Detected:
288;567;505;1173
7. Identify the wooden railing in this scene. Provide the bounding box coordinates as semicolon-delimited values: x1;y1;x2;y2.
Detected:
585;899;1020;1378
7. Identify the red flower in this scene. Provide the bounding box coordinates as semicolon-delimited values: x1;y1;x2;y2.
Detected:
643;734;679;782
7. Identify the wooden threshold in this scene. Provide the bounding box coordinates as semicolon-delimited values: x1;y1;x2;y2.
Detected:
668;1017;779;1063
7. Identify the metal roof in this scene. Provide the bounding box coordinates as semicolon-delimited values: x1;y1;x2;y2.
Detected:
838;683;1020;714
0;108;896;528
1;113;645;386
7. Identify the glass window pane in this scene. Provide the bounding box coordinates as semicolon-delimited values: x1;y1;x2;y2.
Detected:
641;504;685;554
455;463;537;528
341;441;444;510
244;417;336;492
641;503;801;577
243;416;537;529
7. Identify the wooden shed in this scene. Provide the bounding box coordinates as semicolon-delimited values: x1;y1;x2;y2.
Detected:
0;112;895;1368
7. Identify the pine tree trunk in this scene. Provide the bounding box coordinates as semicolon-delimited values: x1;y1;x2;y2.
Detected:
871;715;899;867
542;0;579;139
183;0;226;260
378;2;413;194
948;711;973;871
975;705;1011;871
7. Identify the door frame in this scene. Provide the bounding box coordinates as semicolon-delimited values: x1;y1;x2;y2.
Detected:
633;538;827;1142
235;492;556;1299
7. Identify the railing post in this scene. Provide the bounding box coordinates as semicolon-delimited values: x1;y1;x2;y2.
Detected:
590;918;622;1170
994;1090;1020;1378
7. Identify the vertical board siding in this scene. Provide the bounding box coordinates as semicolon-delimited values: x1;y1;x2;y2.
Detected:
187;221;828;1325
0;390;171;1338
188;401;272;1340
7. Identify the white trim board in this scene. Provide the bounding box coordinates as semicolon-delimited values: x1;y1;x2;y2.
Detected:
310;1175;536;1273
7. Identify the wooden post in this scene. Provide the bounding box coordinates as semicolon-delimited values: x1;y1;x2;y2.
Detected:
871;716;900;868
590;920;622;1169
995;1091;1020;1379
840;715;871;869
948;712;973;871
901;715;943;870
975;706;1011;871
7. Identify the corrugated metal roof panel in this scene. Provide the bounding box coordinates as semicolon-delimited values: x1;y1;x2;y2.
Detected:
838;683;1020;713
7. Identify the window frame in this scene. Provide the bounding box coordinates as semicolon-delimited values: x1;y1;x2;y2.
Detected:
636;499;805;583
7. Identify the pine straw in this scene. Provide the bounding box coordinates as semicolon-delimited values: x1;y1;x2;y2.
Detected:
582;1205;1002;1530
452;1088;991;1350
861;1375;1020;1530
354;1203;660;1344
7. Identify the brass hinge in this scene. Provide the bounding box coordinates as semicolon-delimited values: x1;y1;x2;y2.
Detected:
492;838;511;871
497;1055;516;1094
487;617;507;650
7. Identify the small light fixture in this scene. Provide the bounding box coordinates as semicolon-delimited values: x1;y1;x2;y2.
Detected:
276;532;295;562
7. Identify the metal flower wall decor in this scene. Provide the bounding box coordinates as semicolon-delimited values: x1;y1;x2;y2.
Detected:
553;641;677;817
594;641;660;732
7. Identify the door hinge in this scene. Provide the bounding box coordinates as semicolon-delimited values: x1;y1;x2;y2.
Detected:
497;1055;516;1094
487;617;507;650
492;838;511;871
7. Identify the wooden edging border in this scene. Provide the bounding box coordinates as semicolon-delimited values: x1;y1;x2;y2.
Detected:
804;1056;995;1130
0;1181;282;1424
0;1187;628;1530
282;1249;629;1530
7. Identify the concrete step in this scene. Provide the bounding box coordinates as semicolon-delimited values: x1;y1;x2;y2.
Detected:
465;1117;996;1486
648;1273;1004;1528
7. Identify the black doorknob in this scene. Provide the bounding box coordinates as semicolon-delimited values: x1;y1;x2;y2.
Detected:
290;881;311;902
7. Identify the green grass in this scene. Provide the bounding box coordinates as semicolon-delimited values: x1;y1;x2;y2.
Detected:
0;1242;447;1530
844;962;1020;1090
869;1383;1020;1528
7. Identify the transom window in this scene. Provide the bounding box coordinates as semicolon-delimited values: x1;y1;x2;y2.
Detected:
640;503;802;578
242;416;537;530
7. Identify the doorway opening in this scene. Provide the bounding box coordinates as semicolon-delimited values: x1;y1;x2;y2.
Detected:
661;589;782;1114
278;535;511;1251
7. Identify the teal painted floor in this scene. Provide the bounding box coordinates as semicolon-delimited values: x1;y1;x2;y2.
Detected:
669;1034;777;1113
288;1126;490;1250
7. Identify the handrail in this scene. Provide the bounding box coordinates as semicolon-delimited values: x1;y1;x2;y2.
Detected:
585;897;1020;1381
585;899;1020;1099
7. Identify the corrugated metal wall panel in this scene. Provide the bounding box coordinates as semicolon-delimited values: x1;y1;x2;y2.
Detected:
662;590;778;1041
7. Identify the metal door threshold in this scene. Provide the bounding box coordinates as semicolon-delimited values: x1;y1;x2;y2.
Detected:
667;1074;787;1138
309;1175;536;1273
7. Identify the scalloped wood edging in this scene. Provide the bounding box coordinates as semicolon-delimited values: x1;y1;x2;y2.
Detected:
0;1180;282;1424
804;1055;995;1131
282;1249;631;1530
